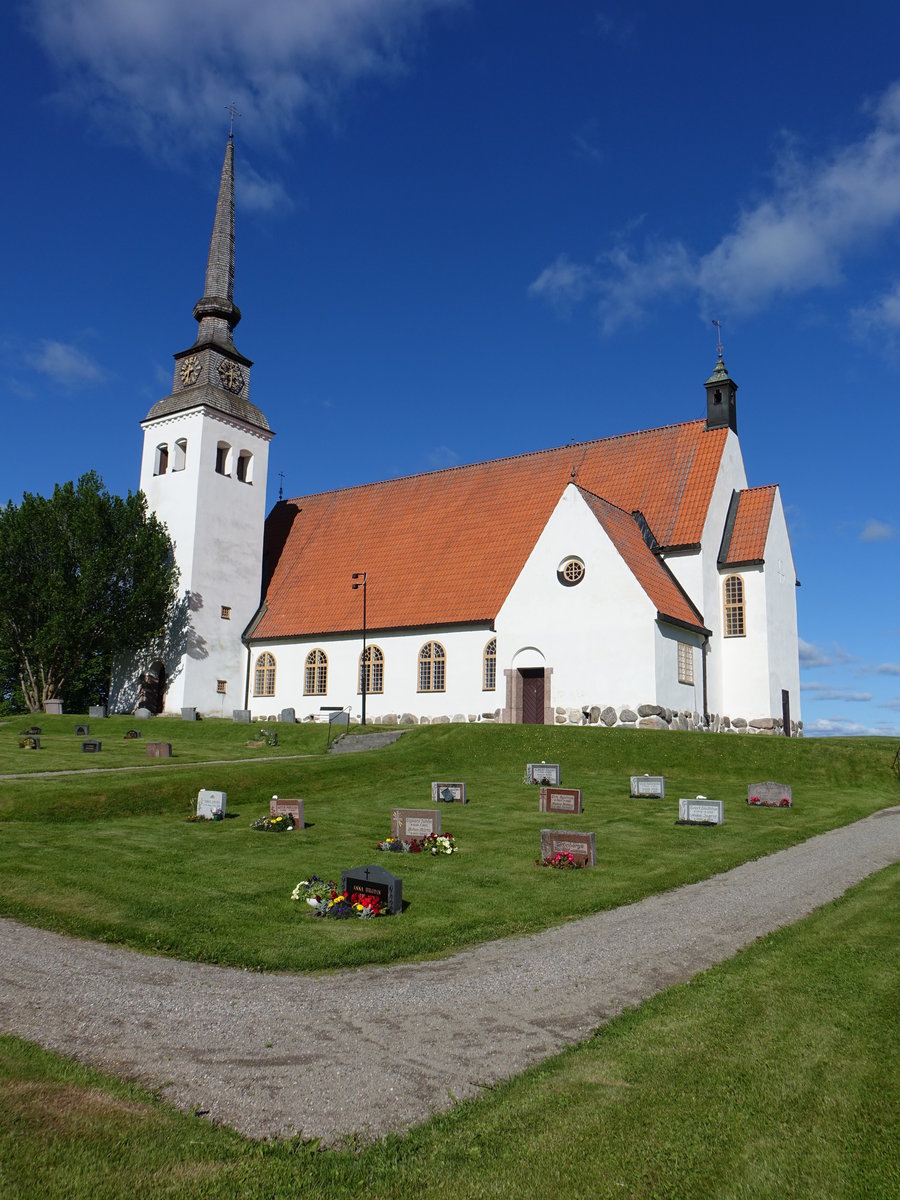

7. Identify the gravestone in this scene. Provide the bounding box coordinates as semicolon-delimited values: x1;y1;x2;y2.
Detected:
431;782;467;804
391;808;441;840
81;740;101;753
146;742;172;758
539;786;583;814
539;829;597;866
181;707;197;721
678;798;724;824
134;708;152;719
269;796;304;827
123;729;142;739
74;725;90;736
232;709;251;724
630;774;666;798
747;781;792;808
340;864;402;915
196;789;227;819
18;736;40;750
43;700;63;715
280;708;296;724
88;706;107;719
23;726;41;736
527;762;561;786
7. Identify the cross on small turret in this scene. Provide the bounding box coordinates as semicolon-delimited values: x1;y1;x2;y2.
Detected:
225;101;241;138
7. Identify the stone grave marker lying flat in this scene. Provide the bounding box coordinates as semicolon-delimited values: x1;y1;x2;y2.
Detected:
539;786;583;814
678;798;724;824
88;705;107;718
270;797;304;827
748;781;792;808
391;808;441;840
527;762;561;786
146;742;172;758
432;782;467;804
18;736;40;750
74;725;90;736
540;828;597;866
341;864;402;914
23;727;41;736
196;789;227;819
630;774;665;797
81;741;101;753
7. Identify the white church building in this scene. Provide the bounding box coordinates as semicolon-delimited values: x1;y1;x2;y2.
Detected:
123;138;801;734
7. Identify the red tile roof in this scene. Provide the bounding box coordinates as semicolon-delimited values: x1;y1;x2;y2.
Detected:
722;486;776;565
253;419;728;640
577;490;706;631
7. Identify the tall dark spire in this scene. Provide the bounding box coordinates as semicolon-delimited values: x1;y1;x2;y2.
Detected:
193;136;242;349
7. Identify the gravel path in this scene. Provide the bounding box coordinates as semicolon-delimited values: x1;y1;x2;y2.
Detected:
2;806;898;1145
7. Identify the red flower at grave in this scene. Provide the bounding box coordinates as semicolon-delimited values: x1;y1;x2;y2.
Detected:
780;798;790;807
750;796;760;805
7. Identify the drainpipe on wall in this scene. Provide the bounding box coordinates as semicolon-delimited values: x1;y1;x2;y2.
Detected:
242;641;252;712
702;636;710;727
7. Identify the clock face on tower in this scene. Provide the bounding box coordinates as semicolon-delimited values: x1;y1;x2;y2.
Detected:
179;355;201;386
218;359;245;394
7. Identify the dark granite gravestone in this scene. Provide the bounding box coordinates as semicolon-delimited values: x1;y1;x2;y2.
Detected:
196;789;227;819
747;781;792;808
280;708;296;724
123;729;142;739
181;708;197;721
539;829;597;866
269;797;304;827
74;725;90;736
678;798;724;824
630;774;666;798
232;709;251;724
88;706;107;719
23;726;41;736
81;741;102;753
539;786;583;814
340;864;402;914
527;762;561;786
146;742;172;758
431;782;467;804
391;808;441;840
18;736;40;750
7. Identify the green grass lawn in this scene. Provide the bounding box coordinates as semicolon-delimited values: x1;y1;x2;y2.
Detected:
1;863;896;1199
0;719;896;971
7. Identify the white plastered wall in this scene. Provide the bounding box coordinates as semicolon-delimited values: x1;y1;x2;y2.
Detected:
762;488;801;721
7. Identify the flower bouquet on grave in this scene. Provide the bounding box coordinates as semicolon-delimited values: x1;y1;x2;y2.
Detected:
250;813;295;832
376;836;422;854
536;850;586;870
291;876;382;918
376;833;457;855
186;806;224;823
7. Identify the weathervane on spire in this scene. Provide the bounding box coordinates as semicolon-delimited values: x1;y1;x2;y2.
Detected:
225;101;241;139
712;318;724;361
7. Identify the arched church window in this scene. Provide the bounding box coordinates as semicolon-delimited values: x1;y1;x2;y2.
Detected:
359;645;384;695
154;444;168;475
215;441;232;476
418;641;446;692
304;649;328;695
236;450;253;483
483;638;497;691
723;575;746;637
254;651;276;696
172;438;187;472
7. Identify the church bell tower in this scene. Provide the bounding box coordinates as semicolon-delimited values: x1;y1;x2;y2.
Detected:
136;135;273;715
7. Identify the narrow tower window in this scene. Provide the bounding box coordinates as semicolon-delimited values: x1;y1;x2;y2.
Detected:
154;444;169;475
236;450;253;483
215;441;232;476
172;438;187;472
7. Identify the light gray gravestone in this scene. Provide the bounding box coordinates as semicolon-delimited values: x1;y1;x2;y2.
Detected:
391;808;441;840
232;709;251;724
527;762;561;786
134;708;152;719
43;700;63;715
678;798;724;824
630;774;666;797
88;706;107;719
269;797;304;827
196;789;227;819
539;786;583;814
146;742;172;758
431;782;467;804
539;829;597;866
181;707;197;721
747;781;792;808
280;708;296;724
341;864;402;915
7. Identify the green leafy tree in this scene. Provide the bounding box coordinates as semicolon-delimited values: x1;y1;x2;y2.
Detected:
0;472;179;712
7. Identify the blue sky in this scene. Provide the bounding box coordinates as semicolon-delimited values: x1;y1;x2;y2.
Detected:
2;1;899;737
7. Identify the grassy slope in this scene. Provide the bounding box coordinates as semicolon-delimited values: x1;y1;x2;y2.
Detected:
1;864;896;1199
0;718;896;971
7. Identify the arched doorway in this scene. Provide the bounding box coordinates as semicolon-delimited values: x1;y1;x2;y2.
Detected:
503;647;552;725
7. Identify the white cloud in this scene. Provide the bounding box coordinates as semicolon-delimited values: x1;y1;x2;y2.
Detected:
528;255;594;313
24;0;458;155
803;716;900;737
875;662;900;675
25;339;105;388
851;280;900;337
860;518;896;542
802;688;873;703
530;80;900;329
798;638;833;668
427;444;461;469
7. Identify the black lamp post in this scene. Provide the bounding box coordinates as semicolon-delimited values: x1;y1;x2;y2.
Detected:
351;571;367;726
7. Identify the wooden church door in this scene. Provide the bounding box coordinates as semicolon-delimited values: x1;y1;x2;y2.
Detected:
520;669;544;724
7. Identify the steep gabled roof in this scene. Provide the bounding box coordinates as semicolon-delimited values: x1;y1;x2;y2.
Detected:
252;419;728;640
719;486;776;567
577;490;707;632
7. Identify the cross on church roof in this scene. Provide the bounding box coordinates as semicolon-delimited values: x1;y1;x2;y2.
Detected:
226;101;241;138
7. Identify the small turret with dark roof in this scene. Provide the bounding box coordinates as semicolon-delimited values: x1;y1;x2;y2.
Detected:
145;136;269;432
704;354;737;434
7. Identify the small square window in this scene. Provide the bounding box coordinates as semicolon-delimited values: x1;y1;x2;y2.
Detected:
216;680;227;694
221;606;231;620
